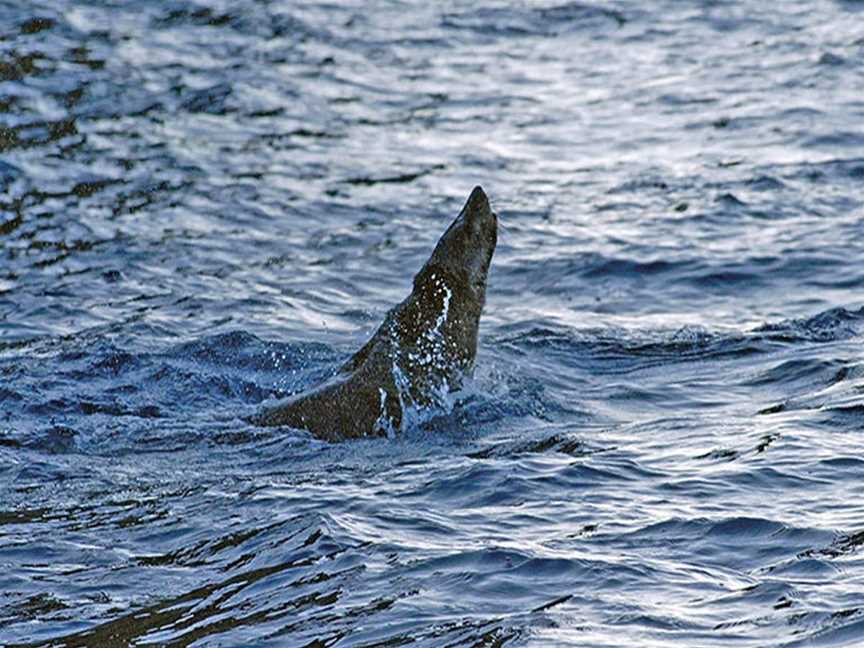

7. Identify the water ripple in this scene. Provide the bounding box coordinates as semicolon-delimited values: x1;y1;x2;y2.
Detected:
2;0;864;645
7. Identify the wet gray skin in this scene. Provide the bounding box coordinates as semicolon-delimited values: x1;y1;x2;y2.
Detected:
253;186;498;441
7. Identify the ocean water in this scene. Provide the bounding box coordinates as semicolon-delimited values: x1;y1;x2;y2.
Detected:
2;0;864;646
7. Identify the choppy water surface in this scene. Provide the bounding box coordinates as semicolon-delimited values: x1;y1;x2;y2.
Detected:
2;1;864;646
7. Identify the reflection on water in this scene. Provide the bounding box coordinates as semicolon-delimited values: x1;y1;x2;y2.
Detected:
2;1;864;646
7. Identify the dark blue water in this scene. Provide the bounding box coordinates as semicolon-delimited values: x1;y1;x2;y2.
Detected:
2;1;864;646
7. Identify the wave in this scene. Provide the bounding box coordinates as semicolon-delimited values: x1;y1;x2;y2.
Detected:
441;3;626;39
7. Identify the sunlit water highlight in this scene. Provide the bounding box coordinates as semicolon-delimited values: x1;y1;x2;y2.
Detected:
1;1;864;646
